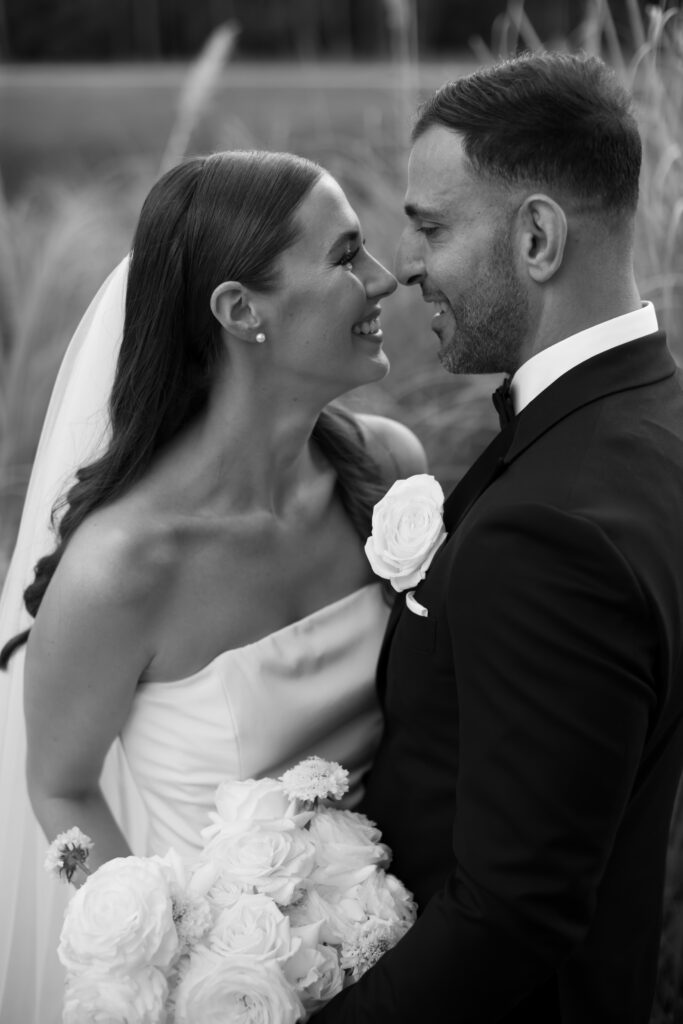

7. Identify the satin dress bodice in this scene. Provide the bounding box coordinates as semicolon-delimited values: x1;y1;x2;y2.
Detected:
120;583;389;858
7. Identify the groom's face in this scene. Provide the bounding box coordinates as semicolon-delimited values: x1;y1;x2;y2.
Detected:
396;126;530;375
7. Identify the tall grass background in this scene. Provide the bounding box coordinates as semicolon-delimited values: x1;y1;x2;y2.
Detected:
0;1;682;1017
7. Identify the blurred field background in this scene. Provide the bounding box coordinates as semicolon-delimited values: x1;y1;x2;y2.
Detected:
0;0;682;1018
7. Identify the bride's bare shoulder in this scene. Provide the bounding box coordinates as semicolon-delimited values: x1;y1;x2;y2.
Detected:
26;501;182;682
50;500;180;614
354;413;428;485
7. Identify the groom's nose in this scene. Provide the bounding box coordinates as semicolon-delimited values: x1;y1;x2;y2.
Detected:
395;228;424;287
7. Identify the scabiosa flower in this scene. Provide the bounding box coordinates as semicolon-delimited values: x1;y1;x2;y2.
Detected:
44;827;93;883
340;929;393;982
172;891;213;958
280;757;349;805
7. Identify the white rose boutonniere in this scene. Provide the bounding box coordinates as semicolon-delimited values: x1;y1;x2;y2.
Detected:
365;474;447;592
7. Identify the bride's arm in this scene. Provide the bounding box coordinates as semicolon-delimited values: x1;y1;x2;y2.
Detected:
23;514;160;880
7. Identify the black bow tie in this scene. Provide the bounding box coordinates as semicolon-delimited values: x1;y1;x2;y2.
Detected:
492;376;515;429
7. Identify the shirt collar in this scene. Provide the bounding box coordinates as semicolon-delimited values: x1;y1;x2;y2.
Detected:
510;302;659;415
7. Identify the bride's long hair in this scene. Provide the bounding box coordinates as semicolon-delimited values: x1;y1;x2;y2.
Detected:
1;150;388;666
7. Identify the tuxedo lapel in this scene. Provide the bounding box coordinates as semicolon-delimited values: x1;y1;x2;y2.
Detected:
443;418;518;532
506;332;673;464
375;595;404;705
445;333;673;529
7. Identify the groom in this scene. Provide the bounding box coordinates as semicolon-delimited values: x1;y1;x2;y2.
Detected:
316;51;683;1023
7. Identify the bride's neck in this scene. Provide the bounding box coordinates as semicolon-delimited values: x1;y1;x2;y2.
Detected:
163;372;330;517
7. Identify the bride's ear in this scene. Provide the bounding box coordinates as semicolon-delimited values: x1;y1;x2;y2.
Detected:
210;281;263;340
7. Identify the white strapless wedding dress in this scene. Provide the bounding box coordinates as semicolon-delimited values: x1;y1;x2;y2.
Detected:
120;581;388;858
0;582;388;1024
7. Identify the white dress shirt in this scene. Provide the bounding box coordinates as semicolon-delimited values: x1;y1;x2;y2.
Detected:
510;302;659;415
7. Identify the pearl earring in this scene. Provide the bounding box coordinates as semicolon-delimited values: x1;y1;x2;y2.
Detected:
255;332;266;344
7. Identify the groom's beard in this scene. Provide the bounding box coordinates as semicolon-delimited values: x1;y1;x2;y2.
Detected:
439;228;530;377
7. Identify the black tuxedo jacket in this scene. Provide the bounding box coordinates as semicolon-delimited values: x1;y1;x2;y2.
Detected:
316;333;683;1023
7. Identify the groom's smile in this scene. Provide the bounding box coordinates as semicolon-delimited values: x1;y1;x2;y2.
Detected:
420;294;450;333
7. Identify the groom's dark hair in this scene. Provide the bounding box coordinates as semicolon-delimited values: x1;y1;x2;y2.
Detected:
413;51;641;216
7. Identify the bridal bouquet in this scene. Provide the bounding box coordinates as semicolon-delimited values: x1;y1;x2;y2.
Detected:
46;757;416;1024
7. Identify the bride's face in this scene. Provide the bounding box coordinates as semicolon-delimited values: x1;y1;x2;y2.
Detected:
261;174;397;396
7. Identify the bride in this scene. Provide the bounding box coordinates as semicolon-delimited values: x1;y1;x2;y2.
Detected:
0;149;426;1022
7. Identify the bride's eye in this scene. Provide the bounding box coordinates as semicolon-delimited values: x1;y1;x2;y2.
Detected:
338;247;359;270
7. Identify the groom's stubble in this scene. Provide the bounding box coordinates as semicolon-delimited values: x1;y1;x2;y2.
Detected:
438;220;531;378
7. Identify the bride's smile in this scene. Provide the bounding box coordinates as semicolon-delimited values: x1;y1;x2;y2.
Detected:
243;172;397;399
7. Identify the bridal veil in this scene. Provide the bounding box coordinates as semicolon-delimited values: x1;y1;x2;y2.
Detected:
0;257;149;1023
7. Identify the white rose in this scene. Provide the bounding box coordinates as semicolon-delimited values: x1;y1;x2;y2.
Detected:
59;857;178;974
202;826;316;906
284;924;344;1013
207;872;253;911
152;847;192;893
336;871;417;982
207;894;295;963
354;869;417;930
307;807;390;888
296;944;344;1014
187;858;222;897
365;474;446;591
62;966;168;1024
174;948;303;1024
202;778;308;842
287;887;363;947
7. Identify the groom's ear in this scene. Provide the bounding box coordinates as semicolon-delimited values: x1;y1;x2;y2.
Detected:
517;194;567;284
210;281;263;339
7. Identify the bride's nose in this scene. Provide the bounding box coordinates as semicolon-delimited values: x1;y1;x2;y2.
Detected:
365;255;398;299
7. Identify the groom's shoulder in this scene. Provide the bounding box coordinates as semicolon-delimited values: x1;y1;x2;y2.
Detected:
355;413;428;484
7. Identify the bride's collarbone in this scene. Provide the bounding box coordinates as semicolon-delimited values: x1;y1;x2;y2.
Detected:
110;495;373;679
168;506;371;608
79;487;363;587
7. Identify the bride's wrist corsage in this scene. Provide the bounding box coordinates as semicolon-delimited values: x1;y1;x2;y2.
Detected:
44;827;94;884
365;474;447;598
